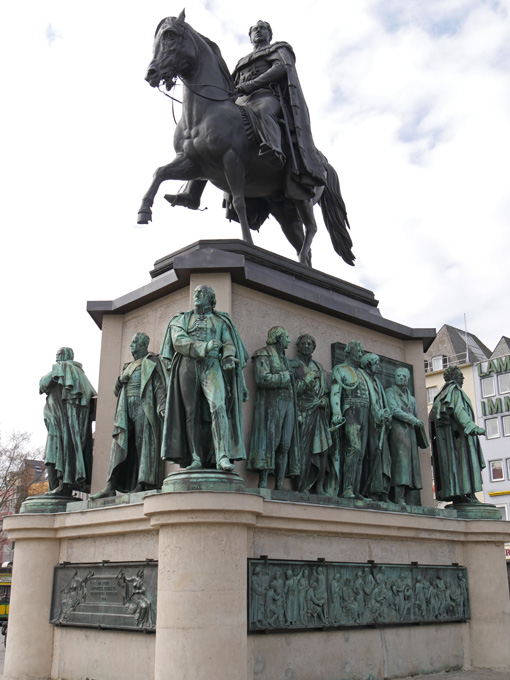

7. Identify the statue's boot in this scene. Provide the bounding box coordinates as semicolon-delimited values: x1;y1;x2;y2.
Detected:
258;470;269;489
46;482;73;497
217;456;234;472
186;452;203;470
164;193;201;210
259;143;286;168
393;486;407;506
342;486;355;499
90;482;116;500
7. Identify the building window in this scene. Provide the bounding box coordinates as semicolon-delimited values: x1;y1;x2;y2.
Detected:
506;459;510;479
431;356;444;372
481;376;496;398
427;386;438;404
495;504;508;520
498;373;510;394
503;415;510;437
490;459;504;482
486;418;500;439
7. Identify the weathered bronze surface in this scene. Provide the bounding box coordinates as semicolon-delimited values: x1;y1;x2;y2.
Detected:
429;365;499;516
329;340;369;499
160;285;248;472
137;12;353;267
291;334;336;496
50;561;157;632
248;558;470;633
386;366;429;506
162;468;246;493
360;353;393;502
248;327;299;489
39;347;97;496
91;333;167;498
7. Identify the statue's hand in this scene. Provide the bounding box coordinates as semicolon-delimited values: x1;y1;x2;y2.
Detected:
118;374;129;385
206;339;221;358
331;414;345;428
280;371;291;387
472;426;486;436
222;356;236;371
237;81;257;96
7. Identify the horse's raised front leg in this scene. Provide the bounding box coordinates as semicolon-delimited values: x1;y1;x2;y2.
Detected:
295;199;318;266
222;150;253;245
137;154;200;224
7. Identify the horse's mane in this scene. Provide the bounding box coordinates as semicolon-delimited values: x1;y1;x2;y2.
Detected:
195;31;235;89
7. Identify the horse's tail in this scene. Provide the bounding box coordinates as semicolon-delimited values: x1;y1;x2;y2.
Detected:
318;160;355;266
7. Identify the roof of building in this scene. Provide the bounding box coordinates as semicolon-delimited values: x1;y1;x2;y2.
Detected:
491;336;510;359
426;324;491;363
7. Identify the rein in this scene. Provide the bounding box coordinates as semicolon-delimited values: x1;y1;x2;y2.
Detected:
158;80;238;104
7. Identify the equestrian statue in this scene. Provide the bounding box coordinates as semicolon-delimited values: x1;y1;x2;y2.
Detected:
137;11;354;268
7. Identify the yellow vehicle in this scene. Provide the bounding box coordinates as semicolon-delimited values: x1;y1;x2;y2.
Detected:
0;568;12;620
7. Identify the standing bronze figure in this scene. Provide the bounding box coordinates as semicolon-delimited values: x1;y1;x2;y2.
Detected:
429;365;486;504
160;285;248;472
330;340;369;499
386;367;428;506
39;347;96;496
291;334;336;496
360;353;392;502
248;326;300;489
137;12;354;267
92;333;167;498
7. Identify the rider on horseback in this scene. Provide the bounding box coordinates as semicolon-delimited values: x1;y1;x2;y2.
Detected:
166;20;325;211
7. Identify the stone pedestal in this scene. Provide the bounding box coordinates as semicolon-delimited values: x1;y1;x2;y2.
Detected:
4;492;510;680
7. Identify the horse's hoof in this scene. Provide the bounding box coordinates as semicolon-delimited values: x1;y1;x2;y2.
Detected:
137;211;152;224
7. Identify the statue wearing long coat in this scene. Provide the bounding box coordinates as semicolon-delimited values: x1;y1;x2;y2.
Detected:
40;359;96;491
429;381;485;501
385;385;426;492
248;345;300;478
107;354;167;493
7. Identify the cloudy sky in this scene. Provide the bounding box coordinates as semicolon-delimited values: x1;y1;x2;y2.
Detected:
1;0;509;449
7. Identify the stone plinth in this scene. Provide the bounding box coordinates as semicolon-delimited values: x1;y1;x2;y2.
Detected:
3;492;510;680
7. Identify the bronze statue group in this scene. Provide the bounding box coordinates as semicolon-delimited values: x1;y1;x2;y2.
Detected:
39;284;489;508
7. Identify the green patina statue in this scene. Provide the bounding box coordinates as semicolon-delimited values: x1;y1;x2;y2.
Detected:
248;326;300;489
39;347;97;496
429;365;486;505
290;334;337;496
386;367;428;506
160;285;249;472
360;353;392;502
329;340;368;499
91;333;167;498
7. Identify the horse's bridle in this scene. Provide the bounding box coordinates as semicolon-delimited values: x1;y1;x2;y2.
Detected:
156;20;238;105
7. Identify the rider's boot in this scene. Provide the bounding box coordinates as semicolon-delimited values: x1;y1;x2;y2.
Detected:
259;143;286;168
164;179;207;210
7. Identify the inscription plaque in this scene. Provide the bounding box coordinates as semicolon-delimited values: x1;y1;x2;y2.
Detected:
50;561;157;632
248;559;469;633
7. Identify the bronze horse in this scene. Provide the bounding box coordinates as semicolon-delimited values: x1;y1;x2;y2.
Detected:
137;12;354;267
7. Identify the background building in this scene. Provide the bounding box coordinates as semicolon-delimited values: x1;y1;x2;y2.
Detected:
472;339;510;518
424;324;491;414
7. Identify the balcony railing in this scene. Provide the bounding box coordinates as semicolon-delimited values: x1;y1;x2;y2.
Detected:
424;352;469;374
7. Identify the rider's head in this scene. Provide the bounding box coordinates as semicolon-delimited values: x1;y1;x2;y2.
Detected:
249;20;272;44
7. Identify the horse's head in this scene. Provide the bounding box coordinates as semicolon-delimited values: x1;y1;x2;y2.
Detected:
145;10;195;88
